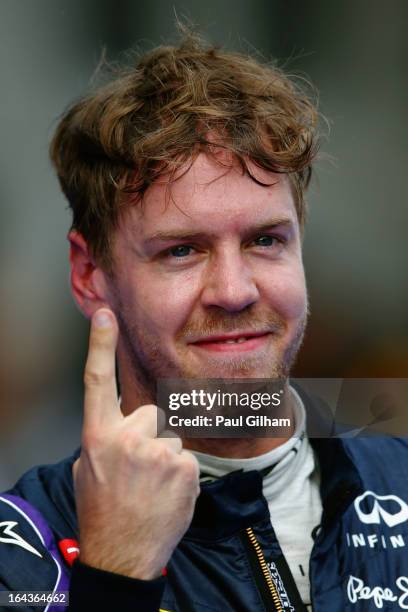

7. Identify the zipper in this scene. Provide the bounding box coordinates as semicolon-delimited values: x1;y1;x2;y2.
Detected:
308;524;323;612
244;526;283;612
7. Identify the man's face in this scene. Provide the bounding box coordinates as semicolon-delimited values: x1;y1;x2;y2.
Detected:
106;153;308;386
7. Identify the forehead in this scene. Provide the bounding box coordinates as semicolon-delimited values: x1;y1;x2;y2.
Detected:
119;153;298;239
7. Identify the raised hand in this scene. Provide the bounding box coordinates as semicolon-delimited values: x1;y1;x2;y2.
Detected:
73;308;200;579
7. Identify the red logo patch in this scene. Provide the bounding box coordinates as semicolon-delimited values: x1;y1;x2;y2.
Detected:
58;539;80;566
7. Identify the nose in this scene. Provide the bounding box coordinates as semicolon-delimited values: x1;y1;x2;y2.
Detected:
200;250;260;312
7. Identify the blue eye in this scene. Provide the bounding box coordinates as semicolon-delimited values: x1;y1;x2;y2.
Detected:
254;235;276;247
169;245;193;258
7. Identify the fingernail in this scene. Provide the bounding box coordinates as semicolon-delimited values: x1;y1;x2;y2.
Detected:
94;311;112;328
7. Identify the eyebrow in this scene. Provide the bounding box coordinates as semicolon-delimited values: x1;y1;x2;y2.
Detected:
143;217;294;245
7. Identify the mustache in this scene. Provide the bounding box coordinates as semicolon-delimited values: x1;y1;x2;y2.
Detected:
177;310;286;341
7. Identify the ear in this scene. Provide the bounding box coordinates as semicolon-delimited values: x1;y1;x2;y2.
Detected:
68;230;112;319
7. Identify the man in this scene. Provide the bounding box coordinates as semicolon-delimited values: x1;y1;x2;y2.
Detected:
1;31;407;612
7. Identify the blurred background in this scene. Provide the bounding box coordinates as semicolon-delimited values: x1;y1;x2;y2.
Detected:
0;0;407;488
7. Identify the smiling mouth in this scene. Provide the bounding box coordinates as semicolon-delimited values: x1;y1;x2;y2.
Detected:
190;332;271;352
211;337;250;344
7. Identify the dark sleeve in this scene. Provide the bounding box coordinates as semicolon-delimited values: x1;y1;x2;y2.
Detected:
68;560;166;611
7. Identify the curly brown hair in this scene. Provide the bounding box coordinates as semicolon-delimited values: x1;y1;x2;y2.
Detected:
50;30;319;272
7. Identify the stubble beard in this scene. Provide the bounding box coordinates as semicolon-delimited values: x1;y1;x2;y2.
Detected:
114;298;308;400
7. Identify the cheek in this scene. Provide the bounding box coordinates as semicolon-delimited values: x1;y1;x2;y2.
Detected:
126;270;201;336
262;266;307;320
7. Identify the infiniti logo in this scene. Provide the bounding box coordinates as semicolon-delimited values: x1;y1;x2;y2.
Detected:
354;491;408;528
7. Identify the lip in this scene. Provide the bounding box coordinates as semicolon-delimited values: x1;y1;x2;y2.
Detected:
189;331;271;353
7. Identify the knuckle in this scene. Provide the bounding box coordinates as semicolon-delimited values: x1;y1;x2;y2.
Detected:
149;442;173;466
81;427;104;451
138;405;159;426
84;367;113;387
138;403;159;415
118;428;143;455
180;454;200;483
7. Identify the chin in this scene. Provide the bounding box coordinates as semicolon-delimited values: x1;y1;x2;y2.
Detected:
177;358;288;380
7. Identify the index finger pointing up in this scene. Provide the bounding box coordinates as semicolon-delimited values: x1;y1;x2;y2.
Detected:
83;308;120;429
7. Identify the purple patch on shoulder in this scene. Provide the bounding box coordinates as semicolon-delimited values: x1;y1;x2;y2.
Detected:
0;493;70;611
